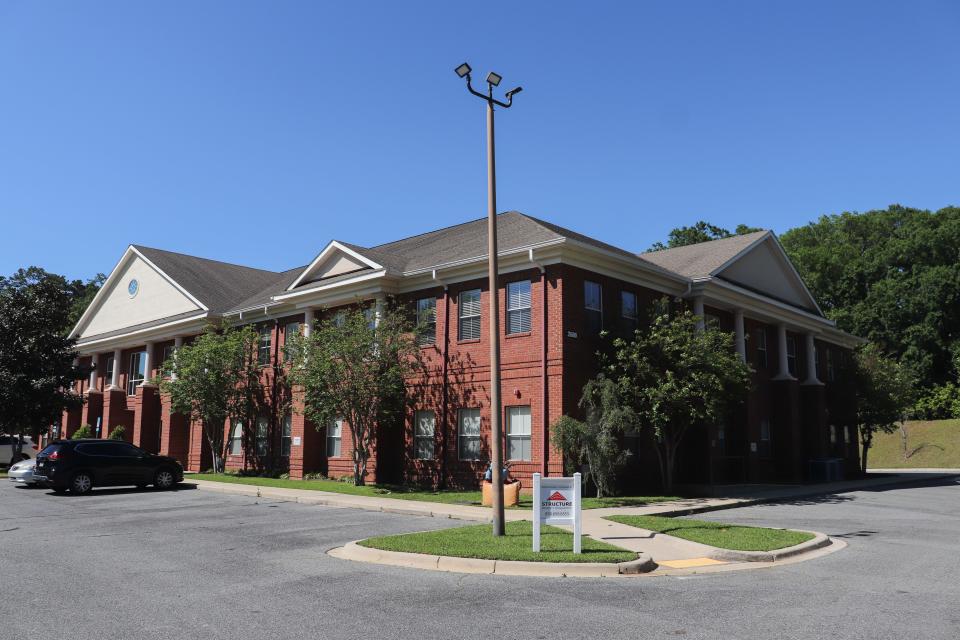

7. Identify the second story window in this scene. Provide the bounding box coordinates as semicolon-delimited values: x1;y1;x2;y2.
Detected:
284;322;301;363
105;356;114;386
584;281;603;335
786;335;798;377
506;280;531;334
258;325;272;366
756;328;768;368
417;297;436;346
459;289;481;341
127;351;146;396
621;291;638;332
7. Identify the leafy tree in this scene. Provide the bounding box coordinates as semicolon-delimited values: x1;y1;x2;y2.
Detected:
108;425;126;440
590;309;752;492
158;325;263;474
551;380;632;498
287;301;423;486
71;424;94;439
780;205;960;392
0;267;86;464
648;221;762;251
853;344;916;473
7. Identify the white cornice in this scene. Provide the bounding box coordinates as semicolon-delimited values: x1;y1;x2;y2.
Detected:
286;241;384;291
75;312;210;353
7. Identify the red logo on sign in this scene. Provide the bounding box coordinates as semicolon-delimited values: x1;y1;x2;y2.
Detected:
546;491;567;501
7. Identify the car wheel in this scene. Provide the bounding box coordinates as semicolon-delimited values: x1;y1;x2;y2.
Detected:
70;472;93;495
154;468;176;490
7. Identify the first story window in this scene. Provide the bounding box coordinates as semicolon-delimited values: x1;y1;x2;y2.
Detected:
414;410;435;460
756;328;768;368
620;290;638;332
281;414;292;457
258;325;272;365
786;335;798;377
584;281;603;335
459;289;481;341
458;408;481;460
255;417;269;456
229;422;243;456
506;406;531;461
829;424;837;445
127;351;146;396
826;349;836;382
284;322;302;362
327;419;343;458
416;297;436;346
758;419;772;458
506;280;532;334
105;357;114;385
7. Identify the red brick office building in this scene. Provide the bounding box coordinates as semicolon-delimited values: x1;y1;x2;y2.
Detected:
60;212;862;490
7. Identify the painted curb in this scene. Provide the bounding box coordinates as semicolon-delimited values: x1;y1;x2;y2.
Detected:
330;541;657;577
708;530;831;563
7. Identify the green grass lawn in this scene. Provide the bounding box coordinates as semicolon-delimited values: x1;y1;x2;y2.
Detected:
867;419;960;469
194;473;676;510
605;515;814;551
359;519;636;563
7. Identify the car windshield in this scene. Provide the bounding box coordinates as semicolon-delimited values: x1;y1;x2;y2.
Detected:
39;444;61;456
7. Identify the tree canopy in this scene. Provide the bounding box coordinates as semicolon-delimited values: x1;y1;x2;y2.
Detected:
851;343;916;473
648;221;761;251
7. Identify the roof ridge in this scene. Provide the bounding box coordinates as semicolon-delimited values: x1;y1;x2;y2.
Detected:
133;244;281;275
637;229;770;256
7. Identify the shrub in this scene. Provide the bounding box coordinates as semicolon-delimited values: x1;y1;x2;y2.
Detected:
911;383;959;420
107;425;126;440
71;424;94;439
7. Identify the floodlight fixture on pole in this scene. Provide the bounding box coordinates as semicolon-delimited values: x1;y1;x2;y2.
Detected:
453;62;522;537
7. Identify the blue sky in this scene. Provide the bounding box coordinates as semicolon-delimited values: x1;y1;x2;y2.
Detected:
1;1;957;280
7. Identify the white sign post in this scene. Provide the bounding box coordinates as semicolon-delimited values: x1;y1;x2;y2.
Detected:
532;472;581;554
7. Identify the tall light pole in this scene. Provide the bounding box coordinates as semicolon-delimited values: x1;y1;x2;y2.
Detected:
455;62;522;537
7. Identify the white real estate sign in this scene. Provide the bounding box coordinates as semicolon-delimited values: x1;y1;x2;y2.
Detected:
532;472;582;554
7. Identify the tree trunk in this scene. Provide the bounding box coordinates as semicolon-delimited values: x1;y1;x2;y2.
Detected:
663;442;677;494
860;431;872;474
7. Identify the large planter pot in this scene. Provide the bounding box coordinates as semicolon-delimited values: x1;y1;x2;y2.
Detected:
482;480;521;507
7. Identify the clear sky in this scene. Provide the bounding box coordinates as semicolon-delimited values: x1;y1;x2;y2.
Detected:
1;1;957;281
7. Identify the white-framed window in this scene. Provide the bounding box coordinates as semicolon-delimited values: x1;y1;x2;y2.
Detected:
327;419;342;458
258;325;272;365
621;290;638;331
756;328;768;368
105;356;114;386
459;289;481;341
584;281;603;335
414;410;435;460
759;419;772;458
364;306;376;330
255;416;269;456
284;322;301;363
506;406;531;461
829;424;837;445
127;351;146;396
458;408;481;460
786;336;798;377
506;280;532;334
333;310;347;327
229;422;243;456
417;297;436;346
281;414;292;457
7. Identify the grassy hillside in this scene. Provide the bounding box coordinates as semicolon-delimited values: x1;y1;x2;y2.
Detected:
868;419;960;469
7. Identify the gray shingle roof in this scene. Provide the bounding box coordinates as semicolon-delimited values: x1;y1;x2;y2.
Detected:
134;245;284;313
637;230;770;278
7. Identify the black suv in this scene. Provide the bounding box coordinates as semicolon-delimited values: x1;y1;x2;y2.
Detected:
35;440;184;495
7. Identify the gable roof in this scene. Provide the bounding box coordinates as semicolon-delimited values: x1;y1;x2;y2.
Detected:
638;230;770;278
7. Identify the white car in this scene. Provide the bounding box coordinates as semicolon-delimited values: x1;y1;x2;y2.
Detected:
1;435;38;467
7;458;38;485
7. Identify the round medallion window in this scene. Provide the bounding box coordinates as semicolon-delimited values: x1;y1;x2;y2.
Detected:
128;279;140;298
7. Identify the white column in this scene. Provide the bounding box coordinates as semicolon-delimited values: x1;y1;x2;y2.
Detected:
72;357;80;392
773;323;793;380
141;342;154;386
692;295;705;332
734;310;746;362
172;336;183;381
88;354;99;391
374;294;386;327
303;308;314;337
803;333;822;385
110;348;122;389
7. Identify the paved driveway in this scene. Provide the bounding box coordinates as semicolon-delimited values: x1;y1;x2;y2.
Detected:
1;476;957;640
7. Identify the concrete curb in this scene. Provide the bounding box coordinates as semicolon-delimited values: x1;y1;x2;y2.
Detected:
329;541;657;577
707;530;831;563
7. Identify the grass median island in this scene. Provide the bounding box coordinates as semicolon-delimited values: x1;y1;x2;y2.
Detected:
605;515;814;552
194;473;676;510
359;520;636;563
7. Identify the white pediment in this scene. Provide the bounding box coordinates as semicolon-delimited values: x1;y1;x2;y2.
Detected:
287;241;382;290
74;248;204;339
716;237;822;313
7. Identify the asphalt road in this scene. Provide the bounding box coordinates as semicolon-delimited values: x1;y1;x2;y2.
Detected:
2;476;957;640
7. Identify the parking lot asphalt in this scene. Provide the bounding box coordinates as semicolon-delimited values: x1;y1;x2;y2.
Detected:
2;476;958;640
